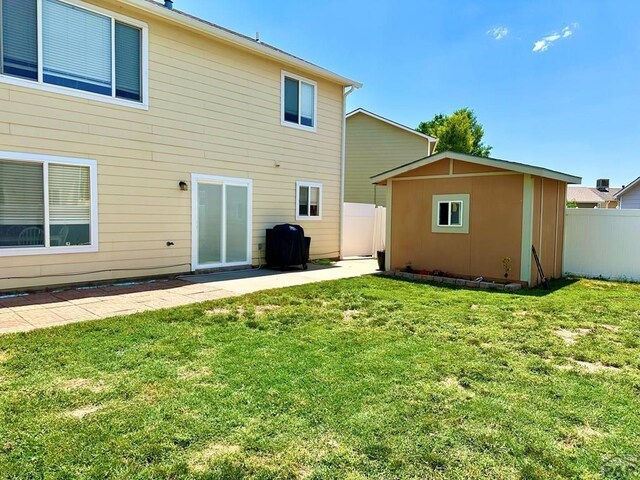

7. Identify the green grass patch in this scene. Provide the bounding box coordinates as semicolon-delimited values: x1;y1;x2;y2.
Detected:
1;276;639;479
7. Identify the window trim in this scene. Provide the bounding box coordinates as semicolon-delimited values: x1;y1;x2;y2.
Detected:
437;201;463;227
295;181;323;221
0;0;149;110
431;194;470;234
0;150;99;257
281;70;318;133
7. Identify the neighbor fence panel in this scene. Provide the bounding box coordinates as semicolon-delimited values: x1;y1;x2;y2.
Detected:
564;208;640;281
342;203;386;257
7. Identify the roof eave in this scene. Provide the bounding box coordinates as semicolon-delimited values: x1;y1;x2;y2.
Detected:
371;151;582;185
346;108;437;142
119;0;362;88
613;176;640;199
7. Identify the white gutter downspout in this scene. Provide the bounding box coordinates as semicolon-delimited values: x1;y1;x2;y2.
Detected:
340;85;358;259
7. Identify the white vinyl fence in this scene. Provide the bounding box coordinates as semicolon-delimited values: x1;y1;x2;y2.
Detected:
564;208;640;281
342;203;386;257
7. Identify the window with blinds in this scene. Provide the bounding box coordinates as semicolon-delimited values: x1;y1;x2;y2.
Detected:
0;0;144;103
0;159;94;250
282;72;317;130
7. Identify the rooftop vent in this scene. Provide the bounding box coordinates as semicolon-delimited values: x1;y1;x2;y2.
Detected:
164;0;173;9
596;178;610;192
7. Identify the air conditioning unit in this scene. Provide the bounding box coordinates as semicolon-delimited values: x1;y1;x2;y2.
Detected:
596;179;610;192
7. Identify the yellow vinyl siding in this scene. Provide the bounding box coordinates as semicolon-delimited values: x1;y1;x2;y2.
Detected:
0;0;345;291
345;112;431;207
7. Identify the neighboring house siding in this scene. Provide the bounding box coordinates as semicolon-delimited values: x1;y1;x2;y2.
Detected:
619;185;640;209
0;0;345;291
345;113;430;207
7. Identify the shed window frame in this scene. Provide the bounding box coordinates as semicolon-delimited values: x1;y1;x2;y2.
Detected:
0;0;148;109
296;181;322;221
281;70;318;132
431;194;470;234
0;151;98;257
437;200;463;227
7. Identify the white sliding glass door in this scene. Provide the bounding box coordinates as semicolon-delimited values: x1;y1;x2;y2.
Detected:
192;174;252;270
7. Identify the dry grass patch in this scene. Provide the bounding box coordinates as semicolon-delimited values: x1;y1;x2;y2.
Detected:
188;443;242;472
177;366;211;381
600;324;620;332
560;424;603;449
255;305;280;316
0;351;11;363
65;405;103;420
554;328;591;345
61;378;106;393
206;307;234;316
573;360;621;373
342;309;361;321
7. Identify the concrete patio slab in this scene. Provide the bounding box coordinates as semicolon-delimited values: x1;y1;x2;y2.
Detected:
0;259;378;335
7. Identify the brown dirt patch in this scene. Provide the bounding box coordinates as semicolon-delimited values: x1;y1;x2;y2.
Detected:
560;424;603;448
189;443;242;472
554;328;591;345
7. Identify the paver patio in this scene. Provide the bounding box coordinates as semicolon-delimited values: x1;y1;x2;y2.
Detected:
0;259;378;335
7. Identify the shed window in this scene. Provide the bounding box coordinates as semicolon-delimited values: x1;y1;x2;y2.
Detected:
438;201;463;227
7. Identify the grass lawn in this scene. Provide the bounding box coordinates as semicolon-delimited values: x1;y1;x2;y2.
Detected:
1;276;639;479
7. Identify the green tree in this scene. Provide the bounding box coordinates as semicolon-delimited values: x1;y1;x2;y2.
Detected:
417;108;492;157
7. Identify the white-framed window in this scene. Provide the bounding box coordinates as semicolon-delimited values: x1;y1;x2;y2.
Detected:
0;0;148;109
281;71;317;131
437;201;463;227
0;151;98;257
296;181;322;220
431;194;470;234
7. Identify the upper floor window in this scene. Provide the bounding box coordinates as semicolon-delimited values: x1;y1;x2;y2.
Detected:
0;0;146;106
0;152;98;257
282;71;316;131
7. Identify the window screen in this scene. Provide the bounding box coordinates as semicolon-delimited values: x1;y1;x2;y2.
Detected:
115;22;142;101
284;77;299;123
1;0;38;80
48;164;91;246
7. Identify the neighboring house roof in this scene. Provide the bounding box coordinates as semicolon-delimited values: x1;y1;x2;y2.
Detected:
613;176;640;199
346;108;438;143
567;186;621;204
371;151;582;184
118;0;362;88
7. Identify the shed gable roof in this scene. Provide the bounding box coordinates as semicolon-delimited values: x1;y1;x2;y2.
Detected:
371;151;581;184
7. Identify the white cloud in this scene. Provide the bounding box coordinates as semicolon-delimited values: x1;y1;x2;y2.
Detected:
487;26;509;40
533;23;579;52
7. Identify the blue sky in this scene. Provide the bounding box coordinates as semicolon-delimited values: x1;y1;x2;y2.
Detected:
175;0;640;187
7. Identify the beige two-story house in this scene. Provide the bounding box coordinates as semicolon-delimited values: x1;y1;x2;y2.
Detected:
0;0;361;291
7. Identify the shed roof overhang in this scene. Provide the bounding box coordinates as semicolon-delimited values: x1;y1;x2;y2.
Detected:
371;151;582;185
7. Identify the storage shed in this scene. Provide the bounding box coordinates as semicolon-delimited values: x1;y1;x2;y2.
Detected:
372;152;581;286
